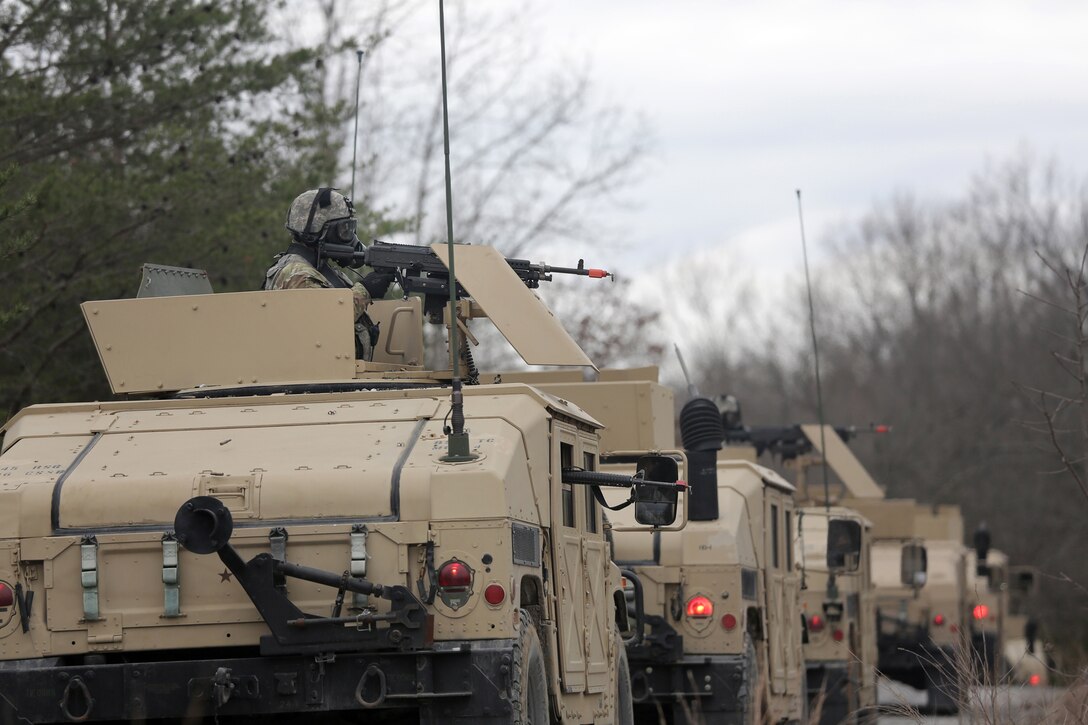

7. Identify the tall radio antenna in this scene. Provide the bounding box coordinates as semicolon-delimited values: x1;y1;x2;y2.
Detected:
438;0;475;462
796;189;831;511
674;343;699;398
350;49;365;200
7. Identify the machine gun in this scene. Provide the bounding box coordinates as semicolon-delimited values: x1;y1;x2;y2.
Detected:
320;239;613;319
724;423;889;459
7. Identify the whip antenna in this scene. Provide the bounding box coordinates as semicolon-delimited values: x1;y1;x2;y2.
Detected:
796;189;831;511
674;343;699;398
350;49;365;200
437;0;475;462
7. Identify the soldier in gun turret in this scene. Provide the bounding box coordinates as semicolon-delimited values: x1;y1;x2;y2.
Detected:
264;187;395;360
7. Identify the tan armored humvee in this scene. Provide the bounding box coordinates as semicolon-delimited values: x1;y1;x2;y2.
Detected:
501;373;808;725
726;420;882;725
0;248;685;723
1004;565;1049;686
795;505;878;725
848;499;968;713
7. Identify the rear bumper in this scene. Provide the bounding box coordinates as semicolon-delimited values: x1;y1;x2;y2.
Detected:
628;652;755;724
0;640;516;723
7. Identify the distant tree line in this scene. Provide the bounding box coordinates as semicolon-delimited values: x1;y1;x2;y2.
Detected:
688;154;1088;666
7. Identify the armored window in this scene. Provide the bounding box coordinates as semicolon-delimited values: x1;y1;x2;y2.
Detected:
584;452;598;534
560;442;575;528
771;503;780;569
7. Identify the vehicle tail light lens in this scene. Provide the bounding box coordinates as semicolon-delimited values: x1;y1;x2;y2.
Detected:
438;560;472;591
832;629;844;642
721;613;737;630
809;614;825;632
972;604;989;621
933;614;945;626
0;582;12;608
1029;674;1041;687
686;595;713;618
483;583;505;606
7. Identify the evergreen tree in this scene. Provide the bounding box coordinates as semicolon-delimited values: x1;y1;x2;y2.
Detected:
0;0;400;416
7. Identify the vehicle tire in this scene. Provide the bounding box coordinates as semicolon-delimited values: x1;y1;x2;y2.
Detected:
615;632;634;725
511;609;550;725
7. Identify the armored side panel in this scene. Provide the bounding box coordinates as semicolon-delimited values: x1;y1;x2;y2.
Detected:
841;497;919;540
82;289;356;394
913;504;965;542
431;243;594;368
367;296;425;367
136;263;213;298
533;380;675;452
598;366;660;382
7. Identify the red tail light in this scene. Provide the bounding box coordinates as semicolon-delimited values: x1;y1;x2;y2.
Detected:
933;614;945;626
686;595;713;618
483;583;505;606
832;629;844;642
972;604;989;621
1029;674;1041;687
0;582;12;608
809;614;825;632
438;560;472;590
721;613;737;630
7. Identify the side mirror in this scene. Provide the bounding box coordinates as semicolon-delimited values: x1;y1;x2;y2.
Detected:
633;455;679;527
900;542;928;589
826;519;862;572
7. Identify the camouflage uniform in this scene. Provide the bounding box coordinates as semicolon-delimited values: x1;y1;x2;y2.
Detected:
264;245;376;360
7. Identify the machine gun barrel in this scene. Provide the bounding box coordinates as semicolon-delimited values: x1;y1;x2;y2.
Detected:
321;240;612;289
727;422;890;458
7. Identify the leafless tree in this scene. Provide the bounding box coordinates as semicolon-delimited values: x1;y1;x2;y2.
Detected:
292;0;651;259
1019;241;1088;507
683;152;1088;664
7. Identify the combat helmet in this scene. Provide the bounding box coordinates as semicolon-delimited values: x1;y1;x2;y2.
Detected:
285;187;358;244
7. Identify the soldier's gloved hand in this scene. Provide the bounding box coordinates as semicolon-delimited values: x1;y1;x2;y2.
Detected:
361;271;395;299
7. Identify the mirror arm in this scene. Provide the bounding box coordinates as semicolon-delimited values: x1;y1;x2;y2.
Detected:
561;467;680;490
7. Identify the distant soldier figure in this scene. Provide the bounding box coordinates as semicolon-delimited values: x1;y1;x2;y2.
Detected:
264;188;394;360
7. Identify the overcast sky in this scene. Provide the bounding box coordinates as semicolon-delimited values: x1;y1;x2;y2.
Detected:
286;0;1088;368
516;0;1088;279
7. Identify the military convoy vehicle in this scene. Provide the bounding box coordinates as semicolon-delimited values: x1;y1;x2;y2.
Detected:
795;505;877;725
1004;565;1049;687
0;247;687;723
850;500;967;713
507;374;808;724
722;418;882;725
964;528;1009;683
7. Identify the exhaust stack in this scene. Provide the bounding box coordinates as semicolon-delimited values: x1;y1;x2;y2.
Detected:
679;397;723;521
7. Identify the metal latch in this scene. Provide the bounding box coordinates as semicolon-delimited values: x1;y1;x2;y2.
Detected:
162;532;181;617
269;528;288;592
350;524;368;610
80;535;100;621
